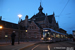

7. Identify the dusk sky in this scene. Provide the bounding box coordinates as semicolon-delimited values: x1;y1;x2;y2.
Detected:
0;0;75;34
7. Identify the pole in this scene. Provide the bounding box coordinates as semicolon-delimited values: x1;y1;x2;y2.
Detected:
18;18;20;44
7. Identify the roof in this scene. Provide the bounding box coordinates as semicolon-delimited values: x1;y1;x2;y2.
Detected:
0;20;18;29
43;28;67;35
47;15;53;23
34;21;42;29
30;12;45;19
34;17;45;22
59;28;66;32
29;13;46;22
0;20;26;30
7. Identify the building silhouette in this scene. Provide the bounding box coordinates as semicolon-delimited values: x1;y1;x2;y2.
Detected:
0;3;67;41
19;4;67;41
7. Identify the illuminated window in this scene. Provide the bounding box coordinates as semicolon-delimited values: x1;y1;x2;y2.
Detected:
26;30;27;32
53;33;56;38
58;34;60;38
44;30;48;31
5;35;8;37
5;33;8;38
61;35;63;38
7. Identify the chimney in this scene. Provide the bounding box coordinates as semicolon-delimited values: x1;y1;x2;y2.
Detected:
0;16;2;20
25;15;28;28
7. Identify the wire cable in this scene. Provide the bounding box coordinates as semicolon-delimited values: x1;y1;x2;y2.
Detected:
59;0;70;17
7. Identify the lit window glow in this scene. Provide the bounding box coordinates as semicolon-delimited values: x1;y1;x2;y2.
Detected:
5;35;8;37
26;30;27;32
44;30;48;31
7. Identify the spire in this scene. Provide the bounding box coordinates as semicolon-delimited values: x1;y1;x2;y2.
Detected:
38;2;43;13
56;22;59;29
46;13;47;16
53;12;55;16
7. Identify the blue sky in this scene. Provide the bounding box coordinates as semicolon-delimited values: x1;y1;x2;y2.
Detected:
0;0;75;34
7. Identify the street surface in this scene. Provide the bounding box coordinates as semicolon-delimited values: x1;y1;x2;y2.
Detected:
23;41;75;50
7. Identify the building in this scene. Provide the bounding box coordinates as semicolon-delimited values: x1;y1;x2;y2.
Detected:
19;4;67;41
0;17;26;42
0;3;67;41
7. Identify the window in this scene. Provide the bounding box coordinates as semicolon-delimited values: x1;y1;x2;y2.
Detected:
32;26;33;29
5;33;8;38
30;26;31;29
34;32;37;38
26;30;27;32
28;33;31;38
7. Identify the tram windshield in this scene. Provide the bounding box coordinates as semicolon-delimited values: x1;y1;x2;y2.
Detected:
43;31;50;38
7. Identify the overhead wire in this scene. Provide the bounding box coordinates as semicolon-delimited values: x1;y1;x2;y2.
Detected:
59;0;70;17
58;0;70;24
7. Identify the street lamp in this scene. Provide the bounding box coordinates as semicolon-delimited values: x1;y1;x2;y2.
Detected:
18;14;22;44
0;25;3;29
0;25;3;42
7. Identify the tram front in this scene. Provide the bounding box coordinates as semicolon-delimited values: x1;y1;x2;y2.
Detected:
41;28;52;42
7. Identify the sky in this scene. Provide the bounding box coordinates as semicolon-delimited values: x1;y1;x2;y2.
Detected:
0;0;75;34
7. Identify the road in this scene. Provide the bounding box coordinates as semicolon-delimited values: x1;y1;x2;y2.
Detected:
23;41;75;50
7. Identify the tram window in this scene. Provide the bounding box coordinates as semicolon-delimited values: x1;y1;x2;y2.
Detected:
46;33;49;37
53;34;56;38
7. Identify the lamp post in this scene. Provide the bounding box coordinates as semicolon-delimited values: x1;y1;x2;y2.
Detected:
18;14;22;44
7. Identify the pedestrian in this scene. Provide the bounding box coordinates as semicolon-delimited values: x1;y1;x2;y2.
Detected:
11;31;16;45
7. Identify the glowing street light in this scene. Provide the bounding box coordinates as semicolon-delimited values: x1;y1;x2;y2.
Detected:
18;14;22;18
0;26;3;29
18;14;22;44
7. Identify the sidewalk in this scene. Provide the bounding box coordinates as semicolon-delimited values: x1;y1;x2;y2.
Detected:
0;41;39;50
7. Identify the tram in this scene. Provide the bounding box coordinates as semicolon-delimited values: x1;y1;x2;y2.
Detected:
41;28;67;42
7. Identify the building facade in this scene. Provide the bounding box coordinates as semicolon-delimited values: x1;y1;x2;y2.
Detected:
19;4;67;41
0;18;26;42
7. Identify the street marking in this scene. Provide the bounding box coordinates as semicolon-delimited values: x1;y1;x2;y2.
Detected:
31;44;39;50
48;45;50;50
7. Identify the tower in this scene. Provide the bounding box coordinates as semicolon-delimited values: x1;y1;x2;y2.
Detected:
38;2;43;14
25;15;28;28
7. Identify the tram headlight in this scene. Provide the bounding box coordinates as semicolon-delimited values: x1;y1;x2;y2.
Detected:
41;38;44;40
48;38;50;40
